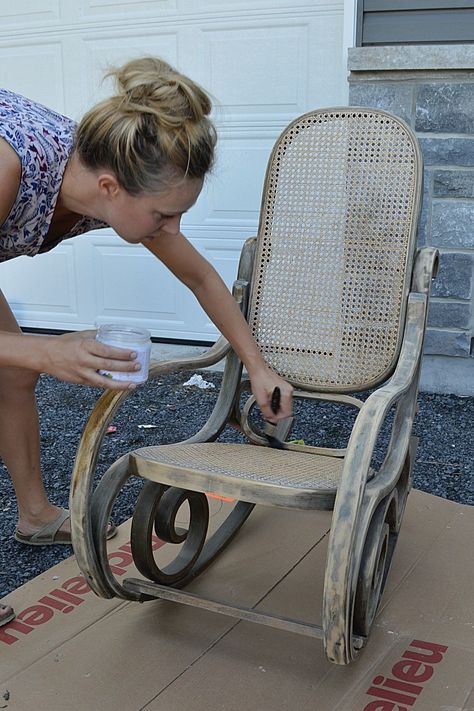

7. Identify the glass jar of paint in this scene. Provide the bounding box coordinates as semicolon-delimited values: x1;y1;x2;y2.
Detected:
96;324;151;384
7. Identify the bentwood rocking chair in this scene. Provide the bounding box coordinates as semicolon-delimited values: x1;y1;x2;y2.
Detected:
70;108;438;665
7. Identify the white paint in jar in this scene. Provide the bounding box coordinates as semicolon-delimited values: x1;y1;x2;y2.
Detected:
96;324;151;383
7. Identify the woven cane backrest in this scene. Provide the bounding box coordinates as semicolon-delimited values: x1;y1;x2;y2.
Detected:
247;108;422;392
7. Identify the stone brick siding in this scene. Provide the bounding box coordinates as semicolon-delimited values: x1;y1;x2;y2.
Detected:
347;46;474;393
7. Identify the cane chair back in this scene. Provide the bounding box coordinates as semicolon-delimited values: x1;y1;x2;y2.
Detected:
248;108;422;392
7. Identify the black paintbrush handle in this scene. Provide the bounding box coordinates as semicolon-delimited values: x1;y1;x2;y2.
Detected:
266;387;284;449
270;386;281;415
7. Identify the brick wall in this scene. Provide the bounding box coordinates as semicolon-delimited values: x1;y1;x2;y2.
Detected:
348;46;474;395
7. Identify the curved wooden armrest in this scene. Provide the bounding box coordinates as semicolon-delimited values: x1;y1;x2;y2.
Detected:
71;334;231;475
411;246;439;294
71;277;250;501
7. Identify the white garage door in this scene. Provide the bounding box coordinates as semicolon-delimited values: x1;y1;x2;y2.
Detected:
0;0;346;342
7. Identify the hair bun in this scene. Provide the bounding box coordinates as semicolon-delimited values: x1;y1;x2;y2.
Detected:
76;55;216;195
108;57;211;127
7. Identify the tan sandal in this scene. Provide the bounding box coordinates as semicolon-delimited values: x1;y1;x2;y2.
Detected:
0;603;15;627
14;508;117;546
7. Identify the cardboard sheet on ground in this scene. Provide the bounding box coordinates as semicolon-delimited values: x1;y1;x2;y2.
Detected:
1;490;473;711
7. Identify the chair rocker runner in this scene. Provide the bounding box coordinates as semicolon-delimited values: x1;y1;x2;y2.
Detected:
70;107;438;665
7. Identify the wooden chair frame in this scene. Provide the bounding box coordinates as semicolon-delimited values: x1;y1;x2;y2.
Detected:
70;108;438;665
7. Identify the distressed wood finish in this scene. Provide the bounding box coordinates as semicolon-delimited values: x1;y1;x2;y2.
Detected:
70;241;256;598
70;109;437;665
122;577;366;649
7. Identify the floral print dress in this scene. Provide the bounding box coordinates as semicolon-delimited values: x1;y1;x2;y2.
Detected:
0;88;106;263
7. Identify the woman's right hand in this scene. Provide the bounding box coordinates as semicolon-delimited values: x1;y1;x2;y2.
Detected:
37;330;141;389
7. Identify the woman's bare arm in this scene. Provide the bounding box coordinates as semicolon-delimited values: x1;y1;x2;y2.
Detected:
0;147;140;389
142;231;293;421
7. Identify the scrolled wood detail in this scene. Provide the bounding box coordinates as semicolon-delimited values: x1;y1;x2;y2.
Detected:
131;481;210;586
352;496;395;640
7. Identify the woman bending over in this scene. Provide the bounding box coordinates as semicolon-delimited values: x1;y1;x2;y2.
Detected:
0;57;292;625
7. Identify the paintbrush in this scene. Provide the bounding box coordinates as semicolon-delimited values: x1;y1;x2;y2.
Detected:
265;386;285;449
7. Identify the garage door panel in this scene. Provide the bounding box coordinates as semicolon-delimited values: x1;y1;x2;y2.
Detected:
198;237;246;291
81;32;179;108
310;11;346;103
90;234;245;339
80;0;177;18
188;136;275;227
178;0;335;12
0;43;65;113
0;2;346;340
0;0;60;25
201;24;308;119
0;245;79;322
91;240;181;324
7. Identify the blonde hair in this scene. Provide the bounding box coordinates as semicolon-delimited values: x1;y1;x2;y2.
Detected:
75;56;217;195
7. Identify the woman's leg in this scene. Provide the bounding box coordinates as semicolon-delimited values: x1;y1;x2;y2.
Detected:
0;289;67;534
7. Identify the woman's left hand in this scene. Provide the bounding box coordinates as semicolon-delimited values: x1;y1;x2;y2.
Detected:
248;366;293;423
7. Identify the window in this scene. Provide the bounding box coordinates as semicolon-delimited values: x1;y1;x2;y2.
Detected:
357;0;474;46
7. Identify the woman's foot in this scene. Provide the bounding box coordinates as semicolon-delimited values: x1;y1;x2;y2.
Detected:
0;603;15;626
15;507;117;545
16;504;73;539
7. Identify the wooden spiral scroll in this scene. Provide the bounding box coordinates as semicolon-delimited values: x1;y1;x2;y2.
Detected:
131;482;210;586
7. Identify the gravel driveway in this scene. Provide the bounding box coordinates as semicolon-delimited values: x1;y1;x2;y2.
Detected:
1;370;472;598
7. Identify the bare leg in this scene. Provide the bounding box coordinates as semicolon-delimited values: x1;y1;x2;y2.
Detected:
0;289;67;534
